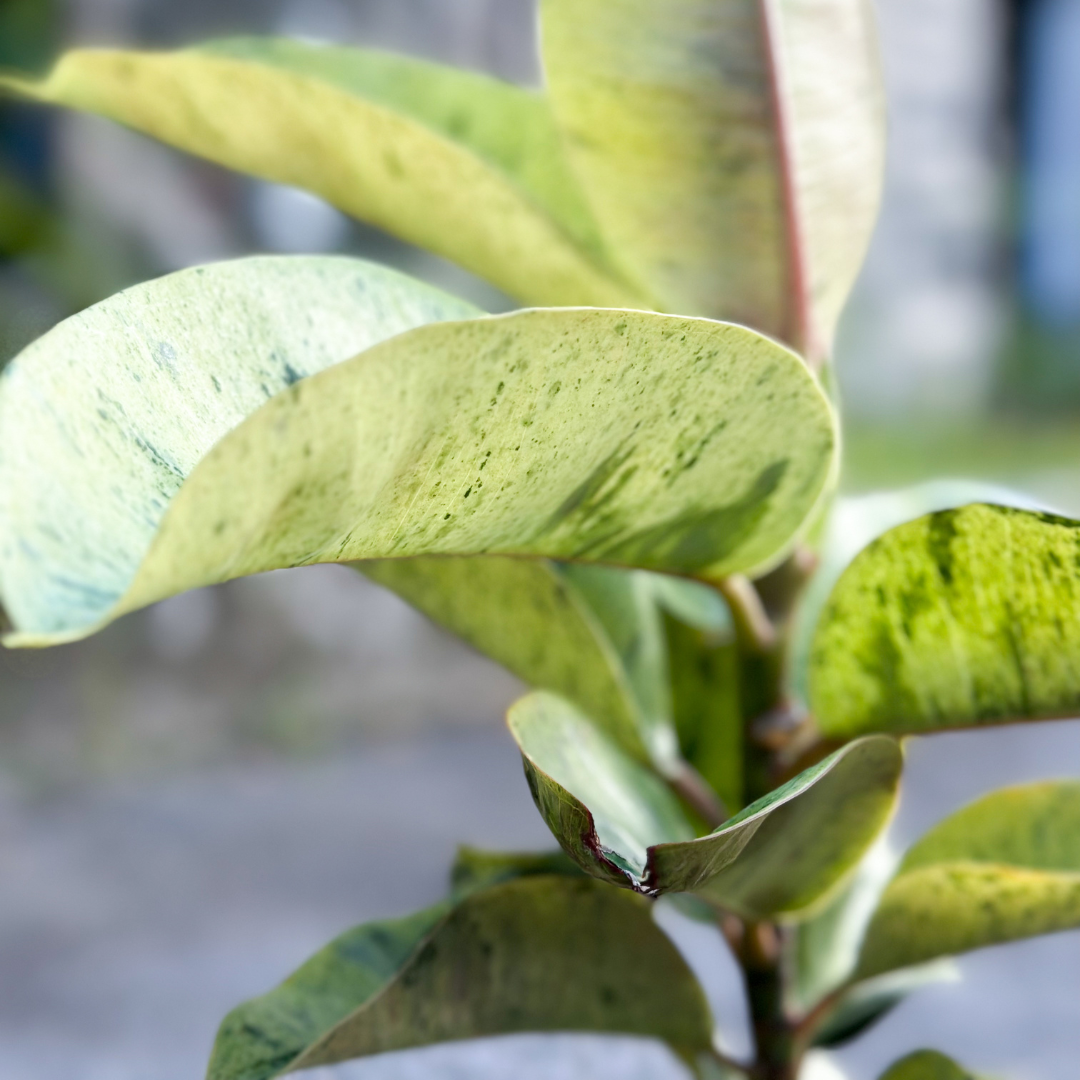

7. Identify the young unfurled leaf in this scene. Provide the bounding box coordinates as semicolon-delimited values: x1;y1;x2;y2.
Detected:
809;504;1080;737
509;691;902;917
857;781;1080;979
207;876;714;1080
0;258;835;647
877;1050;980;1080
0;42;643;309
540;0;885;357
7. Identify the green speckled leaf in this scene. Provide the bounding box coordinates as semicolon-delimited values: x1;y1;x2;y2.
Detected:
857;782;1080;979
0;263;835;647
540;0;885;356
0;41;641;309
509;691;901;917
878;1050;979;1080
208;876;714;1080
788;481;1039;712
809;503;1080;737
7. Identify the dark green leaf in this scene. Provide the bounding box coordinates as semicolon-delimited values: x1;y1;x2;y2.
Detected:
208;876;714;1080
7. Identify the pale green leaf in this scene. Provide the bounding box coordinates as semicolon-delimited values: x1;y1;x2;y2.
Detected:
362;558;678;769
810;962;959;1048
789;836;898;1012
540;0;885;355
0;43;642;309
509;691;902;917
0;261;835;648
809;503;1080;737
202;37;614;269
857;782;1080;979
790;836;958;1047
878;1050;980;1080
208;876;714;1080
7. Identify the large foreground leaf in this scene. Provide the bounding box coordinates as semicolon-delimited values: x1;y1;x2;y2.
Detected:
809;504;1080;737
208;876;714;1080
857;781;1080;978
0;42;641;309
0;262;835;646
540;0;885;356
509;692;901;917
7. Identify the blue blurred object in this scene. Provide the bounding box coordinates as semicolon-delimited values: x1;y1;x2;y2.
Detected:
1020;0;1080;328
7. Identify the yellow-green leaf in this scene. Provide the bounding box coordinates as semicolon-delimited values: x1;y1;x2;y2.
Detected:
857;782;1080;979
540;0;885;356
208;876;714;1080
362;558;679;769
878;1051;980;1080
809;504;1080;737
0;257;837;647
0;43;642;309
788;482;1039;716
510;691;901;917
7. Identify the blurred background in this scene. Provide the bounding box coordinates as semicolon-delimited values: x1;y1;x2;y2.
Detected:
1;1;1079;1078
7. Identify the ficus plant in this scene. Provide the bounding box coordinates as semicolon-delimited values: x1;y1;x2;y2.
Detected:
0;3;1077;1079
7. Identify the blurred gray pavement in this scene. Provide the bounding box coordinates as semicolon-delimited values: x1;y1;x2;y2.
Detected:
0;719;1078;1080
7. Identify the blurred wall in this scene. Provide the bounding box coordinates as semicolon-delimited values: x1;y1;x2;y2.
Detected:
838;0;1011;418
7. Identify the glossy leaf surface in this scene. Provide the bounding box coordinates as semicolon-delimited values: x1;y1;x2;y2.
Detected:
858;782;1080;978
878;1050;979;1080
810;504;1080;737
510;692;901;917
540;0;885;355
0;261;835;646
208;876;714;1080
1;43;640;309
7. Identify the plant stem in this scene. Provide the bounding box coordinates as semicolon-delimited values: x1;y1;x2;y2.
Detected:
720;563;821;1079
738;922;802;1080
